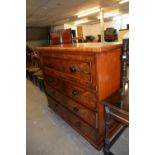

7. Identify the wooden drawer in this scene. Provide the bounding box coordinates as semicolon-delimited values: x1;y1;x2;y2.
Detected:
45;76;97;110
46;84;97;128
42;53;96;89
47;96;97;142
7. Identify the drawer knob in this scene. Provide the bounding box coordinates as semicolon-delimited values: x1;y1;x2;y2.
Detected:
72;90;79;96
73;107;79;112
69;66;77;73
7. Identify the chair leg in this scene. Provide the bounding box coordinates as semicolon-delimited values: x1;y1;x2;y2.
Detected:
102;105;114;155
103;150;114;155
38;79;42;91
29;72;33;81
37;78;44;92
42;80;45;92
26;71;29;79
40;80;44;91
39;80;42;91
32;75;35;84
33;76;38;86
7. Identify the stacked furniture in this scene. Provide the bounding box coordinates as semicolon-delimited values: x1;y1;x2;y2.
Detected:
50;32;61;45
104;28;118;42
61;29;73;44
51;29;73;45
36;42;122;150
26;45;45;91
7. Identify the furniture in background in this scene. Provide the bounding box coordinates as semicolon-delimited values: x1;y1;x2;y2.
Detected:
97;35;101;42
72;36;84;43
51;29;77;44
102;39;129;155
51;32;61;45
104;28;118;42
26;46;40;81
26;45;32;66
36;43;122;150
26;45;45;92
77;26;83;41
61;29;73;44
85;35;95;42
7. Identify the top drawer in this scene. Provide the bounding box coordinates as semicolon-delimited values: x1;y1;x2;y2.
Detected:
41;53;96;89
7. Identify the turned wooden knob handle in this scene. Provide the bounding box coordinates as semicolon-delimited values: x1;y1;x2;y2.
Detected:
72;90;79;96
69;66;77;73
73;107;79;112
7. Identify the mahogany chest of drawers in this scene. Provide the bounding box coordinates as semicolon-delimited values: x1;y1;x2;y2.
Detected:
36;43;122;150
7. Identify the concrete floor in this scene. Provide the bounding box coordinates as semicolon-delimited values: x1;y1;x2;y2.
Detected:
26;80;129;155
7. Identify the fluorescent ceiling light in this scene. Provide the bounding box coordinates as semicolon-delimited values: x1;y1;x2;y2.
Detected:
104;12;120;18
119;0;129;4
113;14;128;20
74;19;91;25
97;9;120;19
113;16;122;21
76;6;100;18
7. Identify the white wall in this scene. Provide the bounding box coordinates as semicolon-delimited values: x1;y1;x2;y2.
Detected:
82;20;123;40
82;16;128;40
64;24;78;37
52;14;129;41
82;24;99;41
82;24;100;41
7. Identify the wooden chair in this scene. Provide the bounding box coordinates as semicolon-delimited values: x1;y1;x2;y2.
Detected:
37;76;45;92
51;32;61;45
26;46;39;78
26;46;40;80
33;69;45;91
26;45;33;67
61;29;73;44
26;45;45;91
102;39;129;155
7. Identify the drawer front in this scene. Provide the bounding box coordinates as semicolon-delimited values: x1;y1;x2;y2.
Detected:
47;96;97;142
46;84;97;128
42;53;96;89
45;76;97;110
44;58;91;81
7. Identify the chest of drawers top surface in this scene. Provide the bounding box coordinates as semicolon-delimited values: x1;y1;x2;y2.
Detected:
36;42;121;54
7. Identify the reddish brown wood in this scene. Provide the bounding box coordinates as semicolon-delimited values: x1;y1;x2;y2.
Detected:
62;29;72;44
46;84;96;128
45;76;97;110
51;32;60;45
47;96;97;141
36;42;122;150
36;42;121;53
41;53;96;90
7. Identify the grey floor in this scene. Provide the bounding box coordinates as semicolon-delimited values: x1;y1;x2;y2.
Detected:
26;80;129;155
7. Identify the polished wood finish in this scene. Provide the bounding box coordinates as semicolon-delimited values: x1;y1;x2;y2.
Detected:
36;42;122;150
46;85;97;128
51;32;61;45
61;29;72;44
45;76;97;110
